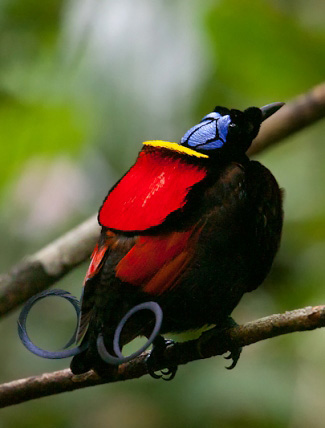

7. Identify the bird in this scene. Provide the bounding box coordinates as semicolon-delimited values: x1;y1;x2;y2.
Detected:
70;102;284;378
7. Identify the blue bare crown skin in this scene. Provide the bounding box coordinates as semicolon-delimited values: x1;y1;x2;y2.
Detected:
180;112;232;150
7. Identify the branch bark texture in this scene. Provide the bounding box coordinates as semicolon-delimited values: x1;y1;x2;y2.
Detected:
249;82;325;155
0;305;324;408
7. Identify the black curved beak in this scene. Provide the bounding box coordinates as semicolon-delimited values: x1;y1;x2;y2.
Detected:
261;102;285;122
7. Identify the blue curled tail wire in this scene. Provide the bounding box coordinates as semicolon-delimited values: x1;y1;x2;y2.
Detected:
18;289;87;359
97;301;163;365
18;291;163;365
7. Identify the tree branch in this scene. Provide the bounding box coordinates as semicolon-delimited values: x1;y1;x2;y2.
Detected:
249;82;325;156
0;216;100;317
0;83;324;318
1;305;324;408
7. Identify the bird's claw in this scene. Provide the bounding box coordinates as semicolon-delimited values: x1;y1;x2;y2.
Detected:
146;336;178;381
160;366;178;381
224;346;242;370
147;365;177;381
197;318;242;370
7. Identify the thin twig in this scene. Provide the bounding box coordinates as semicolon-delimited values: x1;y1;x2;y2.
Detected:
0;83;324;318
0;305;324;408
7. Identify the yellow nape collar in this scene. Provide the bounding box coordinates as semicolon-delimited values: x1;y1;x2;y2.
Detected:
143;140;209;159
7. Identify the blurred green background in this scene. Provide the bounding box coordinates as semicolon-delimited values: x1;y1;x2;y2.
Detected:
0;0;325;426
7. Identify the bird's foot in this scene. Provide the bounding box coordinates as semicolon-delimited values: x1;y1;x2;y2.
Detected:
146;335;178;381
197;317;242;370
221;317;242;370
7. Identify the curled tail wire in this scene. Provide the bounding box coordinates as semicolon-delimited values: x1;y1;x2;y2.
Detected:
18;290;163;365
18;289;87;359
97;301;163;365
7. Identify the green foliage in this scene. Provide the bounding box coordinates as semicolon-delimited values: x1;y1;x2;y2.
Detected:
201;0;325;108
0;0;87;193
0;0;64;53
0;100;83;188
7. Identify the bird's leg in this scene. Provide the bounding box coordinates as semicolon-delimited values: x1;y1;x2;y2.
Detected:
146;335;178;381
198;317;242;370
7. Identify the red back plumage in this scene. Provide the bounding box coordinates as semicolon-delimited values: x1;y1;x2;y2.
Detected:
99;146;207;232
